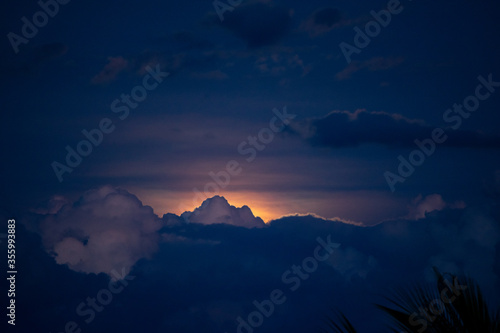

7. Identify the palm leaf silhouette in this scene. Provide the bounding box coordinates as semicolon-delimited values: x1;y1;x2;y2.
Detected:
321;309;358;333
322;267;500;332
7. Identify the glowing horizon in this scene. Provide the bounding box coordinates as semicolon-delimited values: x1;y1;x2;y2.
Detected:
125;187;406;226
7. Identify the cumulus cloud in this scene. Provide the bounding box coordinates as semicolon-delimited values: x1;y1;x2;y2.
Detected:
35;189;265;277
181;196;265;228
39;186;161;276
16;188;500;332
288;109;500;149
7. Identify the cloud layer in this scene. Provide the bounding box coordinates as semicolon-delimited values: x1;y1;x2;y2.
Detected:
289;109;500;149
36;188;267;276
17;190;500;332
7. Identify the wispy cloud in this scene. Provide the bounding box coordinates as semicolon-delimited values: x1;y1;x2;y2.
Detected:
336;56;403;80
91;56;129;84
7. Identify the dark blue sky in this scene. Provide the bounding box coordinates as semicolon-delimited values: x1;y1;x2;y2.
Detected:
1;0;500;332
1;0;500;223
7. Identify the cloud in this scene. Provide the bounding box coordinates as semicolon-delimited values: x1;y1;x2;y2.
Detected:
91;56;129;84
326;246;377;280
288;109;500;149
181;195;265;228
336;57;404;80
38;186;161;276
426;207;500;289
191;69;229;80
15;187;500;332
31;195;70;215
254;52;311;76
280;213;364;227
216;3;293;48
300;7;347;36
407;194;465;220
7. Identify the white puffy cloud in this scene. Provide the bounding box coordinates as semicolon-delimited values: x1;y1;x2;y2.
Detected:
181;196;265;228
36;190;265;277
39;186;162;276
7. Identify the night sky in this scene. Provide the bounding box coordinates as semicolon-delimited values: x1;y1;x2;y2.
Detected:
1;0;500;332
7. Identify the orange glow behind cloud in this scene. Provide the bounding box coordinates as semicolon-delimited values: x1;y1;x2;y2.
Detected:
129;188;287;223
128;187;407;226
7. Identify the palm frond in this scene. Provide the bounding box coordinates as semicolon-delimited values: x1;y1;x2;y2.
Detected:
320;267;499;333
376;267;499;333
321;309;358;333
